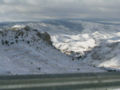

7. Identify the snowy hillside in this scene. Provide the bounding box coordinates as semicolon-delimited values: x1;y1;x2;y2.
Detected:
83;41;120;71
0;19;120;74
24;20;120;71
0;25;104;75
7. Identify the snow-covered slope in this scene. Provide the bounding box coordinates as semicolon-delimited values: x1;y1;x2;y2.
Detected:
23;20;120;71
1;19;120;74
0;25;104;75
83;41;120;71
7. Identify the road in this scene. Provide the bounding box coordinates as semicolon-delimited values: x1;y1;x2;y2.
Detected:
0;72;120;90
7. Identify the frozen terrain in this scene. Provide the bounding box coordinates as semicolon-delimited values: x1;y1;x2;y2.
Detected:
0;19;120;75
0;24;104;75
25;20;120;71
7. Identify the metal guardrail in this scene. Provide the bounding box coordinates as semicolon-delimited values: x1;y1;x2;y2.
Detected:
0;72;120;90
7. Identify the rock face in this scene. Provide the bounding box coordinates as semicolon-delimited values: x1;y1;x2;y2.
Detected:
41;32;52;45
0;26;53;46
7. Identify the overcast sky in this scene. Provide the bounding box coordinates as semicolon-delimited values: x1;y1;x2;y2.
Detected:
0;0;120;21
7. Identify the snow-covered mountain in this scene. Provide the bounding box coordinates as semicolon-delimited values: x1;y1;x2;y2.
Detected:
0;19;120;75
25;20;120;71
0;24;104;75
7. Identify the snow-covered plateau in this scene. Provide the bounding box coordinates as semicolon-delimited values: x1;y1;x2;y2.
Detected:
0;19;120;75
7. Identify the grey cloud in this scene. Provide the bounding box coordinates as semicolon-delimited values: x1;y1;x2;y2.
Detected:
0;0;120;21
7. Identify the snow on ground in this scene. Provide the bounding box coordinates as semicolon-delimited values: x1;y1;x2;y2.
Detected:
28;20;120;54
1;19;120;74
0;25;104;75
26;20;120;71
83;41;120;71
